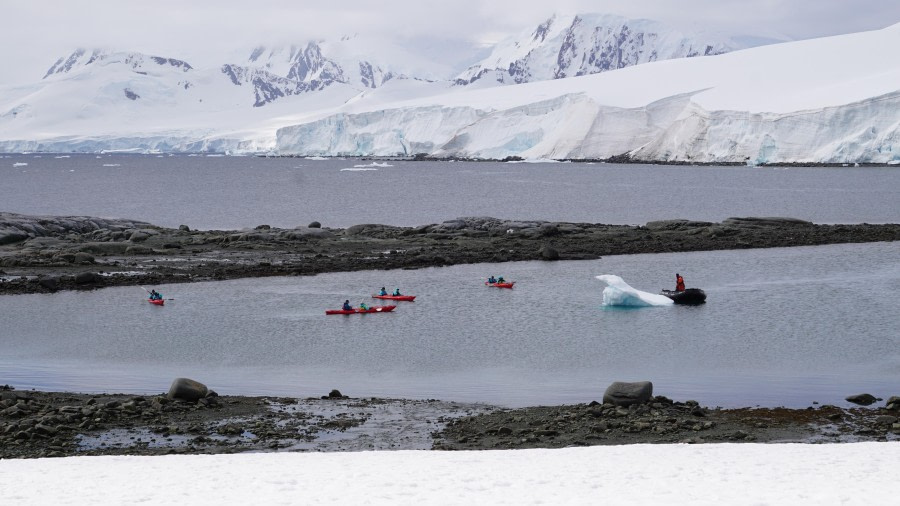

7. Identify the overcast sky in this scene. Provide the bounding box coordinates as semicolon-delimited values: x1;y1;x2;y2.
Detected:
2;0;899;85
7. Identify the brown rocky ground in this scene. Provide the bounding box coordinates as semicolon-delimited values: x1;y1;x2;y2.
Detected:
2;386;897;459
1;213;898;295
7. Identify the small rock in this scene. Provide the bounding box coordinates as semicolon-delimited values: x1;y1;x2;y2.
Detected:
308;221;321;228
874;415;898;426
845;393;877;406
74;272;102;285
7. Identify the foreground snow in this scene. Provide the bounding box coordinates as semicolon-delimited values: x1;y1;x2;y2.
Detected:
1;443;896;505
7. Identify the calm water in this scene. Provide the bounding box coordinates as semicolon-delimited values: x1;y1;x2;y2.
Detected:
2;242;897;408
2;154;899;229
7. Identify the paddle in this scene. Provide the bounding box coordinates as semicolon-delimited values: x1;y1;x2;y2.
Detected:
139;285;174;301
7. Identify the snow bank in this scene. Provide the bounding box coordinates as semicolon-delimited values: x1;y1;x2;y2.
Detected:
0;443;895;505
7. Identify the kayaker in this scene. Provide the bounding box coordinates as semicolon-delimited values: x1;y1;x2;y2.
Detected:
342;300;352;311
497;276;505;283
488;276;497;284
359;302;369;311
149;290;162;300
675;273;685;292
379;287;387;296
393;288;401;296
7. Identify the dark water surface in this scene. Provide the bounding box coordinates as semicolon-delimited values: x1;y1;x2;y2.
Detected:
2;242;897;408
2;154;898;229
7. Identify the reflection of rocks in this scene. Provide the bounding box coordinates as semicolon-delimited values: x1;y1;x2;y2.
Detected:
2;212;899;295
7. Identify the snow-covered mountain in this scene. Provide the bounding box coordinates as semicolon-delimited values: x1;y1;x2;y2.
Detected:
276;23;900;164
455;14;742;86
1;16;898;164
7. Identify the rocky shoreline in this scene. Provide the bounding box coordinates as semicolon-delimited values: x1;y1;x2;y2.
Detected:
1;212;898;295
2;384;898;459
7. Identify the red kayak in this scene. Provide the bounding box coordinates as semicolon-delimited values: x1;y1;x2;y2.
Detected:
485;281;515;289
372;294;416;301
326;305;396;315
148;298;164;306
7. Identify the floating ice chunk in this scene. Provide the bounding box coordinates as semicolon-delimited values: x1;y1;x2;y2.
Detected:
13;162;27;167
596;274;673;307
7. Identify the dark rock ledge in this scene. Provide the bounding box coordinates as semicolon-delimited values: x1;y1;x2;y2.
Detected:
1;212;898;295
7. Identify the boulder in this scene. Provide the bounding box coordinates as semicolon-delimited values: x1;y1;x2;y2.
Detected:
178;225;191;232
308;221;321;229
603;381;653;407
0;229;29;245
73;272;102;285
885;396;900;410
539;245;559;261
845;393;877;406
73;252;95;264
167;378;209;402
37;277;59;291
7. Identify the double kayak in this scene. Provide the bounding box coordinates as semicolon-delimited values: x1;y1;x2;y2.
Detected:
372;294;416;301
148;299;164;306
485;281;515;289
326;305;396;315
660;288;707;305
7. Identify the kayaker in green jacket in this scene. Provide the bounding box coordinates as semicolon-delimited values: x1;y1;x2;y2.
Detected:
359;302;369;311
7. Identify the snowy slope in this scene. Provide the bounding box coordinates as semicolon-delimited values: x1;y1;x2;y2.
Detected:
455;13;741;86
277;23;900;164
0;443;897;505
1;23;899;162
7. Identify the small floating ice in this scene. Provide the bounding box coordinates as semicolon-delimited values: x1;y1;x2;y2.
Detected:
596;274;673;307
305;156;327;160
102;164;121;167
354;162;392;168
340;167;379;171
13;162;27;167
55;155;70;158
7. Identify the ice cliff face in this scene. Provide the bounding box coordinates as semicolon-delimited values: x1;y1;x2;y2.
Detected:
276;90;900;164
455;14;737;86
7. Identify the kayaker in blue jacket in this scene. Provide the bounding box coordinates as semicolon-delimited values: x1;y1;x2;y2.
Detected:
379;287;387;296
342;300;352;311
488;276;497;284
393;288;401;296
149;290;162;300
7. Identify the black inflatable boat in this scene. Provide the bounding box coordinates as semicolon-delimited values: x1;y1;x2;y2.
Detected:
660;288;707;305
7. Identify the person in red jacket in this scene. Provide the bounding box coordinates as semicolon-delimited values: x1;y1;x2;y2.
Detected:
675;273;685;292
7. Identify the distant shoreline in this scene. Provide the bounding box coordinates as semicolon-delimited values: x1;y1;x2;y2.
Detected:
1;213;898;295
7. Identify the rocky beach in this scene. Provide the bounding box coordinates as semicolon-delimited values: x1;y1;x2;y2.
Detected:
1;212;898;295
2;383;898;459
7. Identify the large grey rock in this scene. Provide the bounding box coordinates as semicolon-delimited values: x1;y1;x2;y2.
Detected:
284;227;334;240
603;381;653;407
845;393;877;406
167;378;209;402
73;272;102;285
539;245;559;261
0;229;29;245
885;396;900;410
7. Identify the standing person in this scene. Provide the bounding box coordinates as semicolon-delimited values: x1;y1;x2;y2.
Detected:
675;273;685;292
